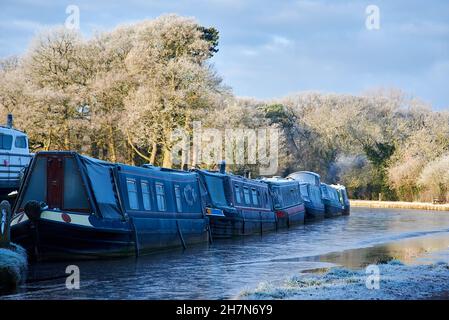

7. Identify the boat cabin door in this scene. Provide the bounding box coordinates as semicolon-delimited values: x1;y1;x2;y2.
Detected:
46;156;64;210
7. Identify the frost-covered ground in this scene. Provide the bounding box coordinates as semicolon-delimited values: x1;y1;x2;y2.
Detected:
0;244;28;292
239;260;449;300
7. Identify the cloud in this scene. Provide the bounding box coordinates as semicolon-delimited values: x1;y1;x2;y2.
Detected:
0;0;448;109
0;19;48;32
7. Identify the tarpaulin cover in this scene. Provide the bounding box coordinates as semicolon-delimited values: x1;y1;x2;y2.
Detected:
80;155;123;219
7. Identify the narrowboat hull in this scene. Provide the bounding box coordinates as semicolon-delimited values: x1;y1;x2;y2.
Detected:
275;204;306;228
303;202;325;220
10;210;209;261
324;204;343;218
208;210;277;238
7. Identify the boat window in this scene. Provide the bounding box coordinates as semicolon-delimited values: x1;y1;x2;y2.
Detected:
141;180;151;210
174;185;182;212
63;157;90;210
155;182;167;211
234;185;241;203
272;186;283;208
299;184;310;201
285;187;299;207
14;136;27;149
320;185;329;200
243;187;251;205
20;157;47;207
263;191;269;208
0;133;12;150
203;174;228;207
251;188;259;206
126;178;139;210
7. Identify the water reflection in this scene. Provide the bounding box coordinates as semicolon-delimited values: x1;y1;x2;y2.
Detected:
3;207;449;299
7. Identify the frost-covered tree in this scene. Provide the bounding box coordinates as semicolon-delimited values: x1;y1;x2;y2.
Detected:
123;15;225;167
418;154;449;202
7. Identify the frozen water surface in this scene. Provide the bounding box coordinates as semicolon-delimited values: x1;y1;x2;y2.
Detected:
2;207;449;299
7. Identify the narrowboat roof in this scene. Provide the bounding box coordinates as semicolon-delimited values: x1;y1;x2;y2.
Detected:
330;184;347;191
287;171;321;179
36;151;199;181
260;177;299;187
0;125;28;135
195;169;269;187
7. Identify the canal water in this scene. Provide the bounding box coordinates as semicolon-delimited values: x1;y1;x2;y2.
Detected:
2;207;449;299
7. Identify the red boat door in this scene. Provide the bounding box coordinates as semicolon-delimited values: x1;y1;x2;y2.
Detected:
46;156;64;209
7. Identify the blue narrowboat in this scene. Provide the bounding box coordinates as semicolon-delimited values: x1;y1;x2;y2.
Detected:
262;178;305;228
10;151;209;260
286;171;325;220
332;184;350;216
320;183;343;218
195;169;276;238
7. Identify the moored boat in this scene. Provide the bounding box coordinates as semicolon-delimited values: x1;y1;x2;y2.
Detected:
320;183;343;218
286;171;325;220
10;151;209;260
0;114;33;202
262;178;305;228
195;168;276;238
331;184;350;215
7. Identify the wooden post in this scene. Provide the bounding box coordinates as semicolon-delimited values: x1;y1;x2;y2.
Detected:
378;193;382;202
0;200;12;248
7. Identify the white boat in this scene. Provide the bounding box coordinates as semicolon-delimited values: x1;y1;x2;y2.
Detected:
0;114;32;199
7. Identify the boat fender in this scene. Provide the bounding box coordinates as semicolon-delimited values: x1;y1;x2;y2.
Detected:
24;201;46;221
0;200;12;247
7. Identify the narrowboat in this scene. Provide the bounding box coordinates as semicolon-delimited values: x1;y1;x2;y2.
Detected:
286;171;325;220
331;184;350;215
0;114;32;202
10;151;209;260
262;178;305;228
195;168;276;238
320;183;343;218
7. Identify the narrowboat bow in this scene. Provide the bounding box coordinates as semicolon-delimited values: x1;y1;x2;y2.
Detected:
320;183;343;218
195;169;277;238
10;151;209;260
262;178;306;228
286;171;325;220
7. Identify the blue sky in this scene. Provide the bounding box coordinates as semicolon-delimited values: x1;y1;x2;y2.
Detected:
1;0;448;110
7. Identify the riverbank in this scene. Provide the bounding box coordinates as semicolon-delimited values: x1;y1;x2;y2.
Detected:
351;200;449;211
239;260;449;300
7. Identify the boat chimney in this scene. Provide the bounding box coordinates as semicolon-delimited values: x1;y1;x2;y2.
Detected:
219;160;226;174
6;114;13;129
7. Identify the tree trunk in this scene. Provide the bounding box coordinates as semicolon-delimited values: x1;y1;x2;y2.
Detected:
44;129;53;151
108;125;117;163
149;142;158;165
63;123;70;150
162;145;172;168
126;129;152;163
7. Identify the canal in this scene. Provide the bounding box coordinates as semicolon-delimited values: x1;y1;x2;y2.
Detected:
2;207;449;299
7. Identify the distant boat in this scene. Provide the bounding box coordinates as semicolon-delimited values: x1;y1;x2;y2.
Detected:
320;183;343;218
286;171;325;220
10;151;209;260
195;168;277;238
331;184;350;216
0;114;32;202
262;177;306;228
